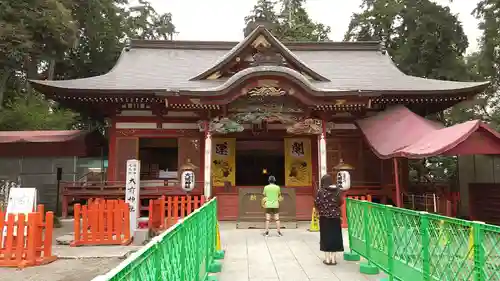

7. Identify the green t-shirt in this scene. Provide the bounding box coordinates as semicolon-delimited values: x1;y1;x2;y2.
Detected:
263;184;281;209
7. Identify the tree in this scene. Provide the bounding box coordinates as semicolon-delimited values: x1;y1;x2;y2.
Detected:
0;0;77;105
0;95;77;131
244;0;281;36
345;0;476;183
472;0;500;129
345;0;470;81
277;0;331;41
0;0;177;131
244;0;331;41
55;0;177;80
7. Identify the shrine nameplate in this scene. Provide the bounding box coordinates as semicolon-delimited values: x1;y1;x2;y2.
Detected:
236;187;297;229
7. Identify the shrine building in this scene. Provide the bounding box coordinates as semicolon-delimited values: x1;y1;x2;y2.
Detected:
31;23;500;221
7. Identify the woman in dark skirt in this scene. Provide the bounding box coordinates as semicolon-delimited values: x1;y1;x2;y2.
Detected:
314;174;344;265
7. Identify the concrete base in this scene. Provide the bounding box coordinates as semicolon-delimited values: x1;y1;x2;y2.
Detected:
132;229;150;246
236;221;298;229
208;260;222;273
343;251;361;261
214;250;225;260
53;245;142;259
360;262;380;275
56;233;74;245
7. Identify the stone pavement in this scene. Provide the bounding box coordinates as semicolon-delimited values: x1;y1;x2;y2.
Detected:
216;222;386;281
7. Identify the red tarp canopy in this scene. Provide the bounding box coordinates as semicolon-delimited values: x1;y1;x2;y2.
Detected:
357;106;500;159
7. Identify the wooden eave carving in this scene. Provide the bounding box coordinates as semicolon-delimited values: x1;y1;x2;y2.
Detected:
189;26;330;82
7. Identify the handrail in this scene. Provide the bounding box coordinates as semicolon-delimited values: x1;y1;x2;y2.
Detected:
345;198;500;281
91;198;222;281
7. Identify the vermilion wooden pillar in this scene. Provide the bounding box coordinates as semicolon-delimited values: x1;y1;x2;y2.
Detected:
394;158;402;207
107;120;117;181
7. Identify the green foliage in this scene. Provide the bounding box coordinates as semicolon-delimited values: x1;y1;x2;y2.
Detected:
345;0;470;81
0;0;176;131
344;0;478;183
473;0;500;129
0;95;78;131
244;0;330;41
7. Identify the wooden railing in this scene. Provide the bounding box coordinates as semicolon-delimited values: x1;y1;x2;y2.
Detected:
60;180;204;218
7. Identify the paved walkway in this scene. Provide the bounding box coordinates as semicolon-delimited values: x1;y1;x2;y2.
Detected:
217;222;386;281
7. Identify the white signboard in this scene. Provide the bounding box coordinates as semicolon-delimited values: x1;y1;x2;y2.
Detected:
3;187;37;237
181;170;195;192
125;159;141;235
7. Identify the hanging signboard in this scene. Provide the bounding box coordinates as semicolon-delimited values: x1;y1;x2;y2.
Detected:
211;138;236;186
285;138;313;187
125;159;141;235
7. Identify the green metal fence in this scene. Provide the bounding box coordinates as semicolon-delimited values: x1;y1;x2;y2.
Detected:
92;198;223;281
346;198;500;281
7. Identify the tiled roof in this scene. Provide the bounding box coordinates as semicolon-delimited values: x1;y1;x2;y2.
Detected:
30;27;489;96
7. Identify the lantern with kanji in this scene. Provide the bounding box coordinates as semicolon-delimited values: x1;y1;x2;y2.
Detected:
333;159;354;191
180;158;197;192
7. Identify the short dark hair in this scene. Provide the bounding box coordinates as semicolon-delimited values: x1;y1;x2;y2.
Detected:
268;175;276;184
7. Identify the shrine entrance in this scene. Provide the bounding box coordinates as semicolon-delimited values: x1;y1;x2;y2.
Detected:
235;139;285;186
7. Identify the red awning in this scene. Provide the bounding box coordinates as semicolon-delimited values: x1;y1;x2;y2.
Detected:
357;106;500;159
0;130;88;144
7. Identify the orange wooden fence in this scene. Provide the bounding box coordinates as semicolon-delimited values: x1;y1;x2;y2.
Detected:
0;205;57;268
72;199;131;247
341;195;372;228
148;195;206;232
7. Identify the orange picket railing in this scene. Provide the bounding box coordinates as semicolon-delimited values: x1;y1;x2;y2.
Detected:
341;195;372;228
0;205;57;268
72;199;132;247
148;195;206;232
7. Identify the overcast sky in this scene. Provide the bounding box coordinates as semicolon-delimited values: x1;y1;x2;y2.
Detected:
148;0;481;53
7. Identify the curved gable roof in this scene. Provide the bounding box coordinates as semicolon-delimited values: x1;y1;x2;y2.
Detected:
189;25;330;82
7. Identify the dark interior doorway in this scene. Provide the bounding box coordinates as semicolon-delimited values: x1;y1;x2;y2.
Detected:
236;150;285;186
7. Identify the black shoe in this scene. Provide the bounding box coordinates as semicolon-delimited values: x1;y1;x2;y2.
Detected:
277;231;283;237
264;231;269;237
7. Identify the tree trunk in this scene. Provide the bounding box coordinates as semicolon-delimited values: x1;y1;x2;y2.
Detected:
47;58;56;81
0;70;10;109
25;55;39;97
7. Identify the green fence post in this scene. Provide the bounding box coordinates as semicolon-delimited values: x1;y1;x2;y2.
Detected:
179;222;187;281
359;201;380;275
214;198;225;260
420;212;430;281
380;205;395;281
344;198;361;261
208;200;223;274
472;221;485;281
